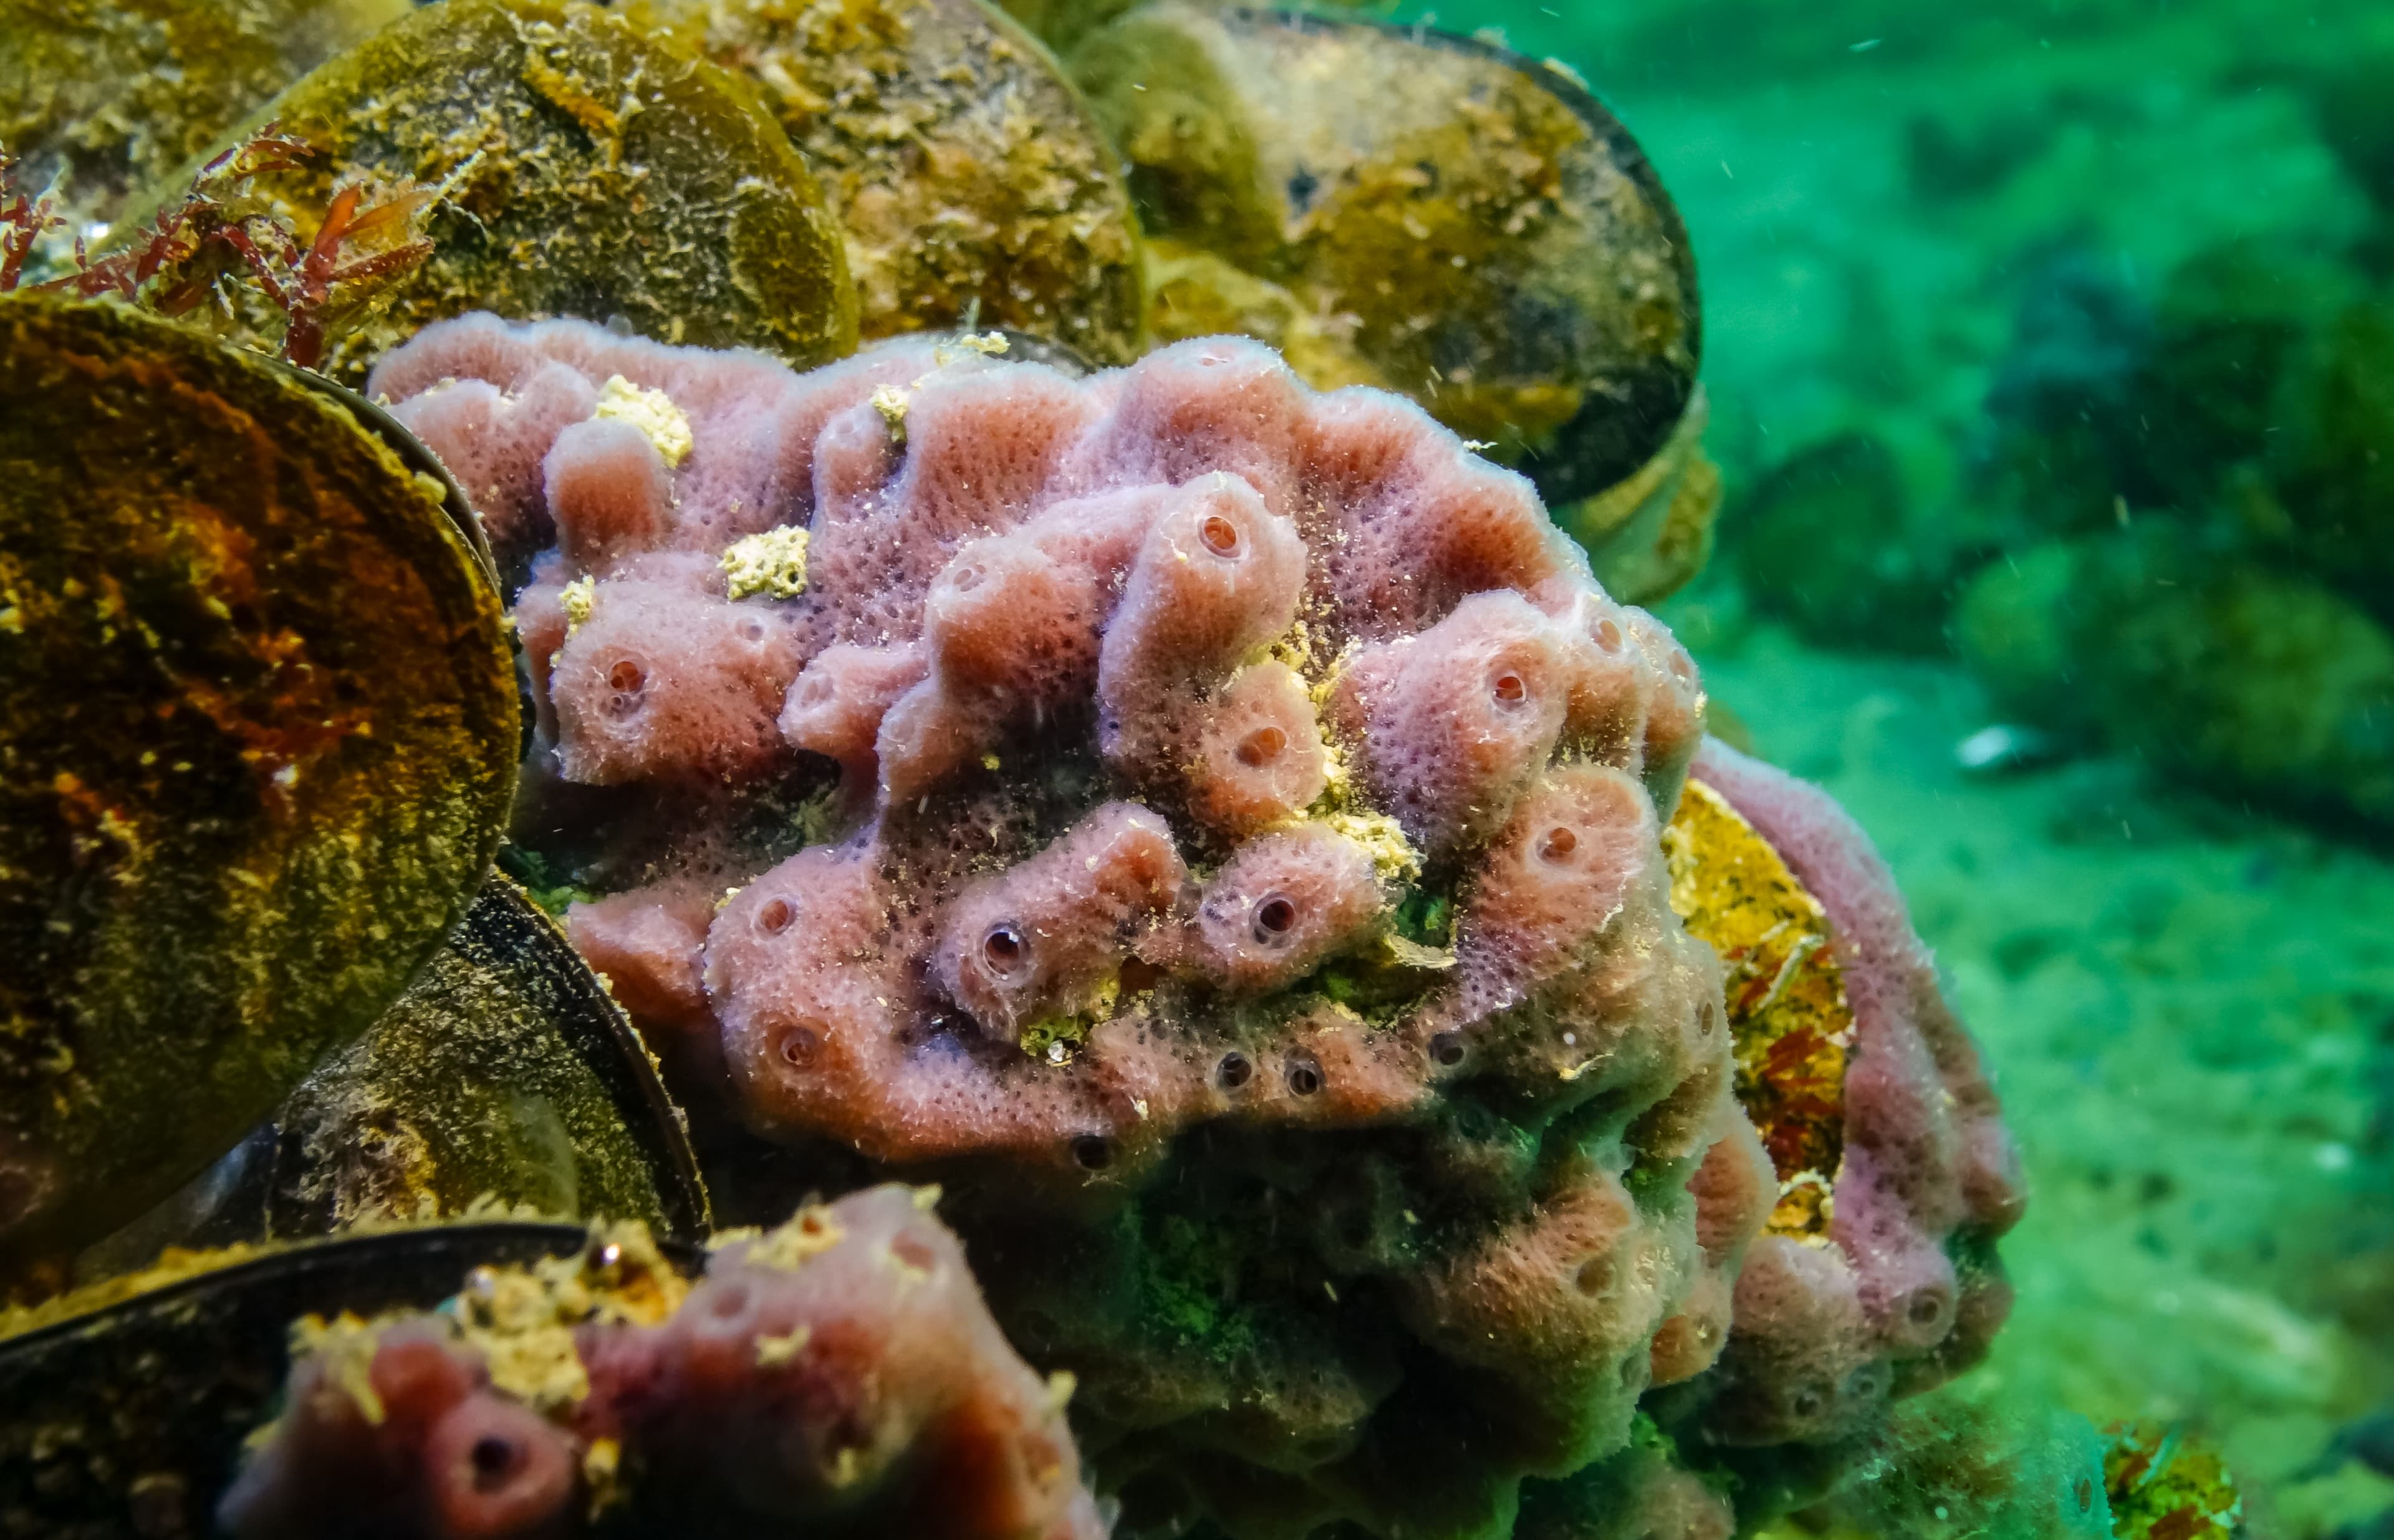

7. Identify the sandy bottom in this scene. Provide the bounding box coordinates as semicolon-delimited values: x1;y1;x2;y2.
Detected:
1684;622;2394;1537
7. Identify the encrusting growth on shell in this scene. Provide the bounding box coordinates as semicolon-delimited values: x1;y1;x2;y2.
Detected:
1675;741;2025;1448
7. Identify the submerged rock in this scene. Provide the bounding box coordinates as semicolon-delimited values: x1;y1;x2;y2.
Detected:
1756;1386;2113;1540
1956;527;2394;830
2268;295;2394;623
1731;431;1961;655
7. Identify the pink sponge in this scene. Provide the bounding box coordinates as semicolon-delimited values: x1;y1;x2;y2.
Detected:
363;315;2009;1537
542;554;808;786
1686;739;2026;1444
219;1186;1103;1540
932;802;1188;1043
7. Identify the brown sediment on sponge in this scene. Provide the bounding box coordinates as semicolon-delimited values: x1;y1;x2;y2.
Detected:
218;1185;1104;1539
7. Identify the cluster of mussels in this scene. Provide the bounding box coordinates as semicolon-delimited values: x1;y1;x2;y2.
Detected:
0;2;2027;1539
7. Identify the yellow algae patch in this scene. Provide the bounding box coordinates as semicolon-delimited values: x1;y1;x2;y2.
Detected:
736;1202;848;1271
870;383;911;445
1320;807;1423;885
560;574;597;629
581;1437;624;1515
2105;1420;2245;1540
934;332;1012;366
291;1312;392;1422
721;526;812;601
593;375;695;467
754;1326;812;1367
1664;776;1852;1239
448;1221;690;1412
1381;932;1457;971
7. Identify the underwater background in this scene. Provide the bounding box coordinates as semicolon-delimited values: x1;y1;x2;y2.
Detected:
1378;0;2394;1533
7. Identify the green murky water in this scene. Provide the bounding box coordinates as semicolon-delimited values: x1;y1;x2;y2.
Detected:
1413;2;2394;1533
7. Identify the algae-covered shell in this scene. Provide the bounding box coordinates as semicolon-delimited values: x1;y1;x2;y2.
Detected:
143;0;858;383
0;0;407;228
627;0;1147;364
0;1222;614;1539
1074;4;1701;504
0;296;517;1266
267;359;501;588
991;0;1149;52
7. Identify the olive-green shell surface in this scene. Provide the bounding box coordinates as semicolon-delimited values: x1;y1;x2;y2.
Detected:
0;296;517;1265
147;0;859;383
628;0;1146;365
994;0;1371;54
0;0;408;229
0;1223;599;1540
266;875;711;1241
1076;4;1701;505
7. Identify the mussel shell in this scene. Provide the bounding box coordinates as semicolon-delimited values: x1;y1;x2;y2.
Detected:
128;0;859;383
0;1223;616;1540
1660;769;1848;1239
991;0;1144;51
1074;6;1701;505
0;0;407;229
1567;385;1724;606
266;360;546;751
264;359;499;590
994;0;1375;54
625;0;1146;365
271;873;713;1240
0;296;518;1264
74;875;711;1276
